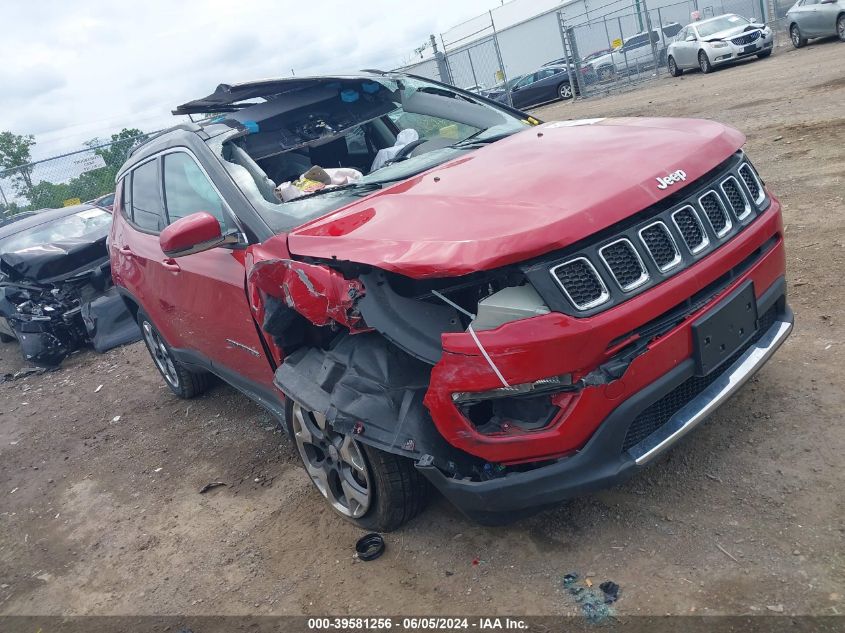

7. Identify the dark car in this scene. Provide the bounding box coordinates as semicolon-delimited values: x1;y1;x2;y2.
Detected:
0;204;140;364
496;65;594;109
87;191;116;211
110;73;790;531
0;210;40;229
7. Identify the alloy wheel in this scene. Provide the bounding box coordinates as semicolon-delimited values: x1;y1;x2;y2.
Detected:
291;401;372;518
668;57;677;76
559;84;573;99
791;26;801;47
141;321;180;388
838;16;845;40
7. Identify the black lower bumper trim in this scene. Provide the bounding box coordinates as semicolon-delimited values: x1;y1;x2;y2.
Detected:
418;277;791;525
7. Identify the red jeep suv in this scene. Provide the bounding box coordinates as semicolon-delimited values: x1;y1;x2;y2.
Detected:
110;74;792;530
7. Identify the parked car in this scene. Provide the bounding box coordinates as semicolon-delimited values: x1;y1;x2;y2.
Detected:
667;14;773;75
0;210;40;229
87;191;116;211
786;0;845;47
462;84;486;94
0;204;140;364
494;65;594;108
111;73;791;530
590;22;683;80
480;75;525;100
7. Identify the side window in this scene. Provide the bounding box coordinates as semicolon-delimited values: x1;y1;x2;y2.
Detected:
163;152;228;230
119;177;132;221
130;159;165;232
625;34;647;50
536;68;557;80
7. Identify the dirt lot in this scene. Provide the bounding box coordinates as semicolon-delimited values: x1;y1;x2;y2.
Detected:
1;39;843;618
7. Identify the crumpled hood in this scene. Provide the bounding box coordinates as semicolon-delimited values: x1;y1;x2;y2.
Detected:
287;117;746;278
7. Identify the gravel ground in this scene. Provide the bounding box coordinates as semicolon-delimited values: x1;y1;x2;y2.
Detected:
1;38;843;617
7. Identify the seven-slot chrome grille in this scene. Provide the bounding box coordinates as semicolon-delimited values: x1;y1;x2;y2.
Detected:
730;30;762;46
534;156;769;315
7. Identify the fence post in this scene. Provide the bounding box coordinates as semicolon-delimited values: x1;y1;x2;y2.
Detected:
438;34;454;85
466;50;480;90
0;180;9;211
558;12;579;101
567;27;587;97
488;10;512;106
430;34;452;85
641;0;660;78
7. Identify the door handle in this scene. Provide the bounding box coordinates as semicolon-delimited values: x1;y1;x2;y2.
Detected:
119;245;134;256
161;258;181;272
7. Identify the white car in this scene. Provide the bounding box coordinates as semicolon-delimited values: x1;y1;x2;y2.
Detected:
667;14;774;76
589;23;682;80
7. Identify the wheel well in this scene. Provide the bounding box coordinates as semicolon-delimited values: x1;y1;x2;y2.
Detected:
119;293;140;321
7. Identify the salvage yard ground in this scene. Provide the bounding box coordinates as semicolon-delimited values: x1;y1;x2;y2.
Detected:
1;39;843;616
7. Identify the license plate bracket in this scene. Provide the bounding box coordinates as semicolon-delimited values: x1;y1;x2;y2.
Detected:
692;281;757;376
742;44;759;54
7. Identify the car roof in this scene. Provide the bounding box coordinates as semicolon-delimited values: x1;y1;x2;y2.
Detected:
0;204;101;242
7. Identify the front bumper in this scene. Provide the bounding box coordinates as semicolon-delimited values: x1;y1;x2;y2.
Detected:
418;277;792;524
709;33;774;65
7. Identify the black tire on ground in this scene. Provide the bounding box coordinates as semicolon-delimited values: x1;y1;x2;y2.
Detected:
757;49;772;59
0;333;14;343
790;24;807;48
698;50;713;74
557;82;574;100
136;309;211;399
837;14;845;41
668;56;683;77
284;397;430;531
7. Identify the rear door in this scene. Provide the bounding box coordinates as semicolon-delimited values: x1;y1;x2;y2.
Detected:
158;149;275;388
799;0;822;33
814;0;840;33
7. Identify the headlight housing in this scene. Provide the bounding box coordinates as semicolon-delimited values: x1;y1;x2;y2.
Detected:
709;41;729;48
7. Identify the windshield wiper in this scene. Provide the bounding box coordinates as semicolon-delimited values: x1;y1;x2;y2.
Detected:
452;132;515;149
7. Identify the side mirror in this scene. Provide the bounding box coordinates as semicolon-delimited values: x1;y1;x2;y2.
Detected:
159;211;238;257
686;34;697;41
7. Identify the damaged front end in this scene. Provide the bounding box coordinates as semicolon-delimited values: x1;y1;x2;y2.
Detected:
246;250;622;480
0;209;140;367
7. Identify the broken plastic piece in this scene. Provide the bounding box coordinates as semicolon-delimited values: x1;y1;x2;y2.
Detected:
355;533;385;561
599;580;620;604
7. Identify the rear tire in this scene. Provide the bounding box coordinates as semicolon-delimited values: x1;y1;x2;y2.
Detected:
0;333;13;343
285;398;430;531
790;24;807;48
698;50;713;73
137;309;211;399
668;56;683;77
557;83;574;100
597;65;615;81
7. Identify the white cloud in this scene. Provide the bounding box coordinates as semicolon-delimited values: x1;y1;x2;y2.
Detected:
0;0;499;159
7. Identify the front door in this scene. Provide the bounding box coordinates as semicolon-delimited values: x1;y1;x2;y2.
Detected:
158;149;275;388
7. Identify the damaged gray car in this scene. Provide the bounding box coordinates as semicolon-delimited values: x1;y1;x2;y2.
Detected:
0;204;141;367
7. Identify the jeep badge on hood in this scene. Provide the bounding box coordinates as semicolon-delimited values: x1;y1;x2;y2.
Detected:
656;169;687;190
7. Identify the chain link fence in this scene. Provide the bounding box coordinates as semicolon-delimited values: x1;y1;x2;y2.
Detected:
0;132;156;220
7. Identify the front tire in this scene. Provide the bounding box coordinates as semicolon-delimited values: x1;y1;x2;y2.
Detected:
668;56;683;77
557;82;574;100
597;65;615;81
790;24;807;48
285;398;430;531
0;333;13;343
698;50;713;73
837;14;845;41
137;310;211;398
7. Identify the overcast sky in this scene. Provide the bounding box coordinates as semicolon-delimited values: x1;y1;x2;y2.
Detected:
1;0;502;160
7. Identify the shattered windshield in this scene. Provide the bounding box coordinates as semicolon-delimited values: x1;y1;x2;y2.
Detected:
215;75;531;231
0;208;112;254
697;15;749;37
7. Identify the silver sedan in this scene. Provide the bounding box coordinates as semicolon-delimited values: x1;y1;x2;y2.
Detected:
786;0;845;47
666;14;774;76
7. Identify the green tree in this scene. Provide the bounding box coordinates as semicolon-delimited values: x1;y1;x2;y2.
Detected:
0;131;36;204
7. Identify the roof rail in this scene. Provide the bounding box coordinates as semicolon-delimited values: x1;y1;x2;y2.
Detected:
127;122;204;157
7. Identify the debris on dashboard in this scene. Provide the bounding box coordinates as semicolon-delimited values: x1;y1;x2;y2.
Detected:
0;205;141;367
274;165;363;202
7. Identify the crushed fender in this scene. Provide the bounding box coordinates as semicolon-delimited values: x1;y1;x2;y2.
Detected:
248;258;365;330
273;332;458;460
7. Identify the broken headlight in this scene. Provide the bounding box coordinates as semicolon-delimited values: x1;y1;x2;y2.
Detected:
452;374;573;404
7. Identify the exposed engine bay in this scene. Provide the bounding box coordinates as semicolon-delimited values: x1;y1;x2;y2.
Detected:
0;206;141;367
